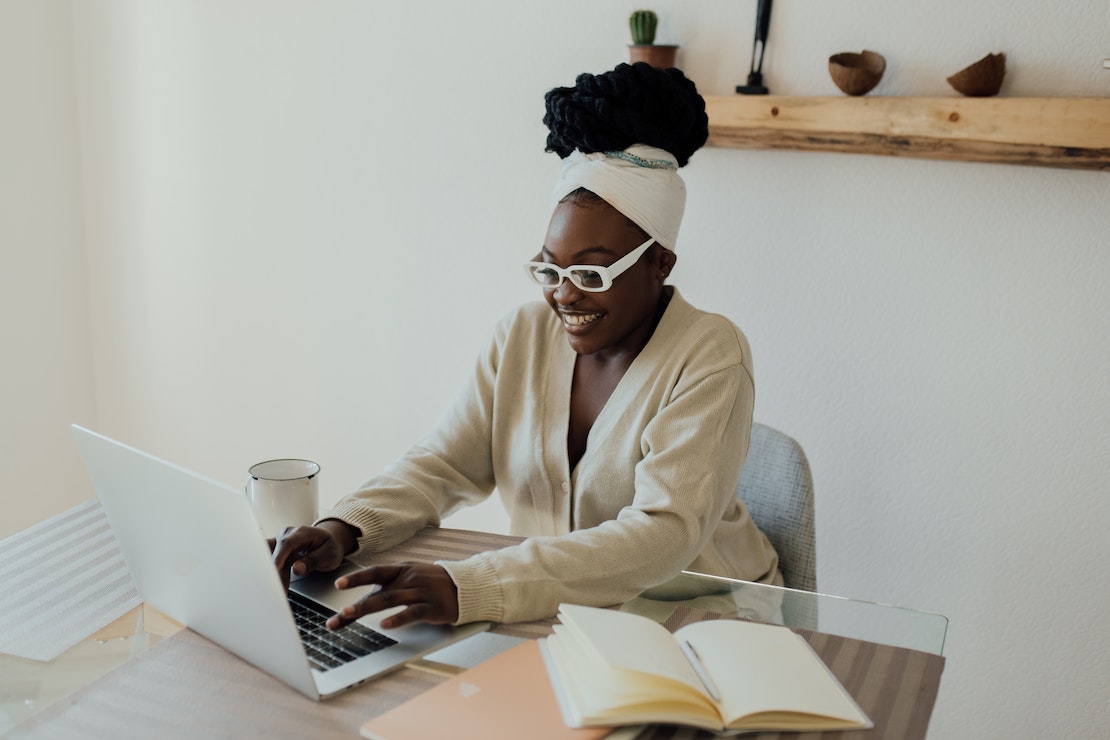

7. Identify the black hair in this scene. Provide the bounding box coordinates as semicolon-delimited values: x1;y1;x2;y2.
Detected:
543;62;708;168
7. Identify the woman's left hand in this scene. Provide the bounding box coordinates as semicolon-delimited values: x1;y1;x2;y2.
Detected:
326;562;459;630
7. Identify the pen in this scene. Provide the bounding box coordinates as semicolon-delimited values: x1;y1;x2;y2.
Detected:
680;639;722;702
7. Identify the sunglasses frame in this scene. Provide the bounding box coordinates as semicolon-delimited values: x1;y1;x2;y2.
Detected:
523;236;656;293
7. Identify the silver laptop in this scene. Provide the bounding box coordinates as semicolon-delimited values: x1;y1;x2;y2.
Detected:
71;424;489;700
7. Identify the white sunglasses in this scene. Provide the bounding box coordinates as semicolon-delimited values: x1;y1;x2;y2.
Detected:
523;236;656;293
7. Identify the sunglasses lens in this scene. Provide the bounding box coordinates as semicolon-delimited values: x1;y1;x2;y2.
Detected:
570;269;605;290
529;265;561;286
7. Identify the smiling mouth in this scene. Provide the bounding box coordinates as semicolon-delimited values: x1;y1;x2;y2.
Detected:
560;311;604;328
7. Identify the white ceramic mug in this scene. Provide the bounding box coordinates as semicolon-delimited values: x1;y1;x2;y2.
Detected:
246;459;320;538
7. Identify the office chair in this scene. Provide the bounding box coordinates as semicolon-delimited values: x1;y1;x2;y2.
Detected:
738;423;817;593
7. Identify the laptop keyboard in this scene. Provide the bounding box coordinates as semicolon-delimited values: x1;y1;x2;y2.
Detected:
287;590;398;671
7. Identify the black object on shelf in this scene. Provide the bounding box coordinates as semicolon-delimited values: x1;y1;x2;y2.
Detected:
737;0;773;94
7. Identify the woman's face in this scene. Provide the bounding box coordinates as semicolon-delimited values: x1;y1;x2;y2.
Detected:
538;197;676;358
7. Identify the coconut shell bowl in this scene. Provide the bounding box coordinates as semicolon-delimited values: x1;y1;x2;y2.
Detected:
828;50;887;96
947;52;1006;97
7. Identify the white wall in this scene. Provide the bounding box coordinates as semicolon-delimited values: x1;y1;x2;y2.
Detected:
6;0;1110;736
1;0;96;533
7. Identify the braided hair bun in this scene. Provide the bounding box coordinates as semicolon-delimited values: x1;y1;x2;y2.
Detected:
543;62;708;168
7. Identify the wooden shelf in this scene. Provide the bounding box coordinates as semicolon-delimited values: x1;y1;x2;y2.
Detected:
704;96;1110;171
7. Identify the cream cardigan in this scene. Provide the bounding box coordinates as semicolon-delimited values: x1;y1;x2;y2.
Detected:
326;289;780;624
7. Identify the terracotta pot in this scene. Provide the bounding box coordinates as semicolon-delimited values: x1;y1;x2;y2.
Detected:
628;45;678;69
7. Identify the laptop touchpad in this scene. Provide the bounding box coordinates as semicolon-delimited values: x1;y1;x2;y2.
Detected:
288;561;377;613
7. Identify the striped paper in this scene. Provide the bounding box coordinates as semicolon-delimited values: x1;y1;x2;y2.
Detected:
0;500;140;661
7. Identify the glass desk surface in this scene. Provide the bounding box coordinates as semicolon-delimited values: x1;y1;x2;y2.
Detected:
628;570;948;656
0;604;183;733
1;572;946;734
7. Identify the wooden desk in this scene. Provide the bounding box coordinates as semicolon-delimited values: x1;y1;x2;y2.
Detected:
4;527;944;739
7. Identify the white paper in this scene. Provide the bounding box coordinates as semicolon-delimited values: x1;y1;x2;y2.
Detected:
0;500;140;661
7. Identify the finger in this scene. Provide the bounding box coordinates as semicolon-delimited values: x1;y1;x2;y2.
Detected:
326;598;385;630
272;528;316;590
270;541;301;585
270;528;305;571
325;586;423;630
291;552;319;577
380;602;438;630
334;565;404;591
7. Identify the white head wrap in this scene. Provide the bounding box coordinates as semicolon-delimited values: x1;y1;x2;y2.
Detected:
550;144;686;251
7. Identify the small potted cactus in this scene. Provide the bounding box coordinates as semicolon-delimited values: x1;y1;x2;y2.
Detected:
628;10;678;69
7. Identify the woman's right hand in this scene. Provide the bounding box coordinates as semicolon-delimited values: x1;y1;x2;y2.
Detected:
268;519;358;591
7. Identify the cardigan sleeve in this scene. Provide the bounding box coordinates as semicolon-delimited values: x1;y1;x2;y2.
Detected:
321;318;506;553
441;352;760;625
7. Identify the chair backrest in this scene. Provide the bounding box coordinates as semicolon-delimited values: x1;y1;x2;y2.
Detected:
738;423;817;592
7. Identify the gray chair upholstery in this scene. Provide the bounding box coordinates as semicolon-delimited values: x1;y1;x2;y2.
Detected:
738;423;817;592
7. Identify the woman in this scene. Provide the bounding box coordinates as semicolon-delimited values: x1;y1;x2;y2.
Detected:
272;63;781;630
